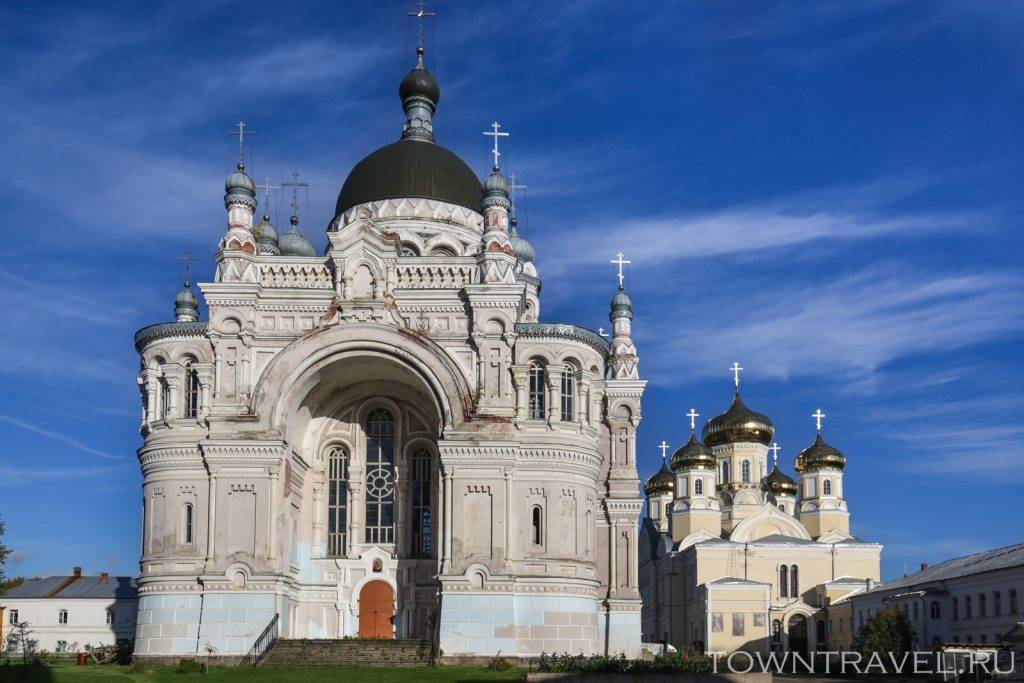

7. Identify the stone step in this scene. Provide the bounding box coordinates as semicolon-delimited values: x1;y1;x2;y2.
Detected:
260;638;433;668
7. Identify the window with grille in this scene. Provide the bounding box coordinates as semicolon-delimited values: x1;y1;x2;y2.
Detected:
364;409;396;544
106;609;114;624
694;479;703;495
184;363;200;418
8;610;17;625
779;565;789;598
327;446;349;557
994;591;1002;615
790;565;799;598
528;363;546;419
741;460;751;482
560;366;575;420
58;609;68;624
721;460;730;483
823;479;832;495
410;448;432;557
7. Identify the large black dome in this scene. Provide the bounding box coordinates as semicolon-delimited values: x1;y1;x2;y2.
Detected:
335;139;483;216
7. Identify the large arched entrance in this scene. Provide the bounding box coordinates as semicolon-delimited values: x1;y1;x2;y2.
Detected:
358;581;394;639
787;614;808;657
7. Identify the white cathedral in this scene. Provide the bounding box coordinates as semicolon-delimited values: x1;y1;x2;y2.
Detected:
132;45;646;660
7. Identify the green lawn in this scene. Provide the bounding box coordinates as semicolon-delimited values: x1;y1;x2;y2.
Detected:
0;661;528;683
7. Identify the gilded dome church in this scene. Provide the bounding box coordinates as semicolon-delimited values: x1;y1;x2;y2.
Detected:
639;385;881;656
132;43;646;661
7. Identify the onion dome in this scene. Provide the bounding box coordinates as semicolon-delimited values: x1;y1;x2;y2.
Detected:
508;218;535;263
224;162;256;209
794;434;846;472
670;434;716;472
762;464;798;496
278;216;317;257
335;47;482;216
610;286;633;320
702;392;774;448
254;213;280;255
644;461;674;496
482;166;511;211
174;281;199;322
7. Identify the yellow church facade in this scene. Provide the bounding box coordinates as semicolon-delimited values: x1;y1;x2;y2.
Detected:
639;380;881;656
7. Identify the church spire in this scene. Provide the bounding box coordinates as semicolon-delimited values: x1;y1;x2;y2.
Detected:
399;16;440;143
606;253;639;379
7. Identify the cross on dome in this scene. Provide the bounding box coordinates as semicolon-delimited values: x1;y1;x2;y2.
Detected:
686;408;700;434
658;441;670;461
483;121;509;170
768;442;781;466
407;1;435;54
509;173;528;218
812;409;827;432
282;170;309;218
598;327;609;338
729;361;744;388
610;252;630;288
177;250;197;286
227;121;254;165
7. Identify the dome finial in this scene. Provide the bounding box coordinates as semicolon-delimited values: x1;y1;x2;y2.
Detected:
812;408;827;433
685;408;700;436
768;442;781;467
483;122;509;172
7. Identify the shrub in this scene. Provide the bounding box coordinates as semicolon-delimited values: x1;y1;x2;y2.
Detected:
175;658;206;674
853;608;914;672
487;655;512;671
538;651;714;674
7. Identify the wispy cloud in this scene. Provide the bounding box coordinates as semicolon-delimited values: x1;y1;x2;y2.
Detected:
0;414;130;461
0;464;127;487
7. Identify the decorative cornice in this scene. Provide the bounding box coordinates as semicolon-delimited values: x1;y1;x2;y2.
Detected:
515;323;608;358
135;321;209;352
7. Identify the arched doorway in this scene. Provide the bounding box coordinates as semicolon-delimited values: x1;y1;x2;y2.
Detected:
788;614;808;656
358;581;394;639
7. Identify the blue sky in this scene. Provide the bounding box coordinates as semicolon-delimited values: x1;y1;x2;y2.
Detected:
1;1;1021;582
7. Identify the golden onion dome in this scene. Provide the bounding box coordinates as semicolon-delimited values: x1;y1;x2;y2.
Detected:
794;434;846;472
644;461;674;496
670;434;716;472
762;464;798;496
702;392;774;448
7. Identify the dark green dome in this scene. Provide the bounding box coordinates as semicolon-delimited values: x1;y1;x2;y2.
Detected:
794;434;846;472
670;434;716;472
335;139;483;216
702;392;774;448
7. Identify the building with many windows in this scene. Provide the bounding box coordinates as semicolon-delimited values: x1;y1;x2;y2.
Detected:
1;567;138;653
131;42;646;660
639;388;881;655
845;544;1024;648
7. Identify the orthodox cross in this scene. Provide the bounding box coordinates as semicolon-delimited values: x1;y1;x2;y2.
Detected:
729;362;744;388
281;170;309;218
483;121;509;170
177;250;197;285
610;252;630;287
598;327;609;339
768;442;781;467
261;176;279;215
509;173;528;218
227;121;254;164
407;1;435;51
686;408;700;434
658;441;670;462
812;408;827;432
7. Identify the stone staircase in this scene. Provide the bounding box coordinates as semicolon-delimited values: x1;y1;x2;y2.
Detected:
259;638;433;668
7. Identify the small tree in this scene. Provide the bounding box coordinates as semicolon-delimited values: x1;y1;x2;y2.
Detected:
6;622;37;665
853;608;914;672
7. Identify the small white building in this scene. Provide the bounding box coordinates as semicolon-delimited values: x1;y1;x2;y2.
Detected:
848;544;1024;648
1;567;138;653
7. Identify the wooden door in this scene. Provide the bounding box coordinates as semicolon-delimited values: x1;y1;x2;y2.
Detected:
358;581;394;639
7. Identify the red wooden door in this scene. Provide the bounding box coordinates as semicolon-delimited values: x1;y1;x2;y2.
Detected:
358;581;394;639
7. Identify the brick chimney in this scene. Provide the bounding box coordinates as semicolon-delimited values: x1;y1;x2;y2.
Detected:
73;566;82;577
100;572;109;584
920;563;929;571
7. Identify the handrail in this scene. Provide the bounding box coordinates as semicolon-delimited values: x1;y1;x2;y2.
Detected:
240;613;279;667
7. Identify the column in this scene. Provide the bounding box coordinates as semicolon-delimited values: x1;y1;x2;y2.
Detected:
205;472;217;565
510;364;529;421
576;372;589;424
268;466;279;565
312;482;324;557
503;468;513;563
546;374;561;423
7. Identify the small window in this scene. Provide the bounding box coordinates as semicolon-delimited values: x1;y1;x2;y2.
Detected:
952;597;959;620
993;591;1001;616
931;601;941;619
979;593;987;617
741;460;750;483
823;479;832;495
790;564;799;598
8;609;18;625
965;594;972;618
528;363;546;420
58;609;68;624
913;602;919;620
779;565;789;598
1010;589;1018;615
694;478;703;496
106;609;114;624
183;503;194;544
721;460;730;483
531;505;543;545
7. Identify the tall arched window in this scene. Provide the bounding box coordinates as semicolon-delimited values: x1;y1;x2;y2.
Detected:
184;362;199;418
694;478;703;496
159;377;171;419
364;409;396;544
560;366;575;421
327;445;349;557
741;460;751;483
528;363;546;420
721;460;730;483
779;565;789;598
410;448;432;557
823;479;832;495
531;505;543;545
182;503;193;544
790;564;799;598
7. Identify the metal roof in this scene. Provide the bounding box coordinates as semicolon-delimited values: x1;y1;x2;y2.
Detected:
862;543;1024;596
2;575;137;600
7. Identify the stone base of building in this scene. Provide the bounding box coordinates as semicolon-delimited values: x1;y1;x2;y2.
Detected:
134;591;277;657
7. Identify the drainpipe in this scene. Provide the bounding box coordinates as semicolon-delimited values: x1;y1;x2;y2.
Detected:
195;578;206;656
